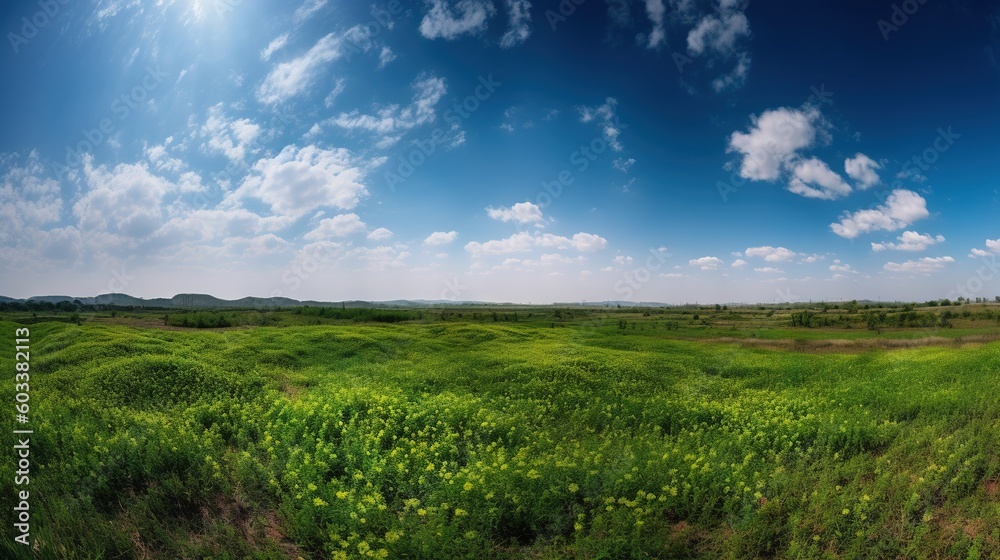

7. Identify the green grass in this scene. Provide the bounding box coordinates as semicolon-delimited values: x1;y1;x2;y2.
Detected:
3;315;1000;558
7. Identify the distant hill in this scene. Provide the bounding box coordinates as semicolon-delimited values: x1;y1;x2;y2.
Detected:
1;293;501;310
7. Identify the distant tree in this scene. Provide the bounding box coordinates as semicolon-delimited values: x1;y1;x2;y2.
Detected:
715;304;722;312
996;296;1000;303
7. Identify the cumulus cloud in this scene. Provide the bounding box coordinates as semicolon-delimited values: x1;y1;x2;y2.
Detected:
0;153;63;243
74;160;176;239
536;232;608;252
844;153;882;189
419;0;496;40
486;201;544;225
787;157;851;200
883;256;954;274
304;214;366;240
728;107;820;182
689;256;723;270
871;231;944;252
464;231;607;256
424;231;459;245
969;248;990;258
731;258;748;268
744;246;798;262
367;227;393;241
500;0;532;48
830;189;930;239
199;104;261;163
754;267;783;273
233;144;372;217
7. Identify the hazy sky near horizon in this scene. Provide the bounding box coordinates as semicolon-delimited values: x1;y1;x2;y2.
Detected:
1;0;999;303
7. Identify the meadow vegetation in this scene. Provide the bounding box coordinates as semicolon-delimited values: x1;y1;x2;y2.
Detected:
2;303;1000;558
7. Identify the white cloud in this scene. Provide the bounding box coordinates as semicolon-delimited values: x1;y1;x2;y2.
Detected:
728;107;820;182
643;0;666;49
304;214;366;240
324;79;347;108
969;248;990;258
331;75;446;136
830;189;930;239
883;256;954;274
712;52;750;93
378;46;397;67
578;97;625;152
687;7;749;56
787;157;851;200
731;258;748;268
535;232;608;252
293;0;327;23
425;231;459;245
500;0;531;48
829;262;855;273
744;246;798;262
367;227;393;241
261;34;289;61
871;231;944;252
465;231;606;256
612;255;633;266
844;153;881;189
465;231;533;255
258;27;372;104
486;201;544;224
233;144;371;217
0;153;63;245
419;0;496;40
200;104;261;163
987;239;1000;253
754;267;783;273
74;160;175;239
660;273;687;279
613;157;636;173
689;256;723;270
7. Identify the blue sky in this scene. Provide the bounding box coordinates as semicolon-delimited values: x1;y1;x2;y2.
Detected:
1;0;999;303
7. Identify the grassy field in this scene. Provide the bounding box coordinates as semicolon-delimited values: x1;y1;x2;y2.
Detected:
3;305;1000;558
